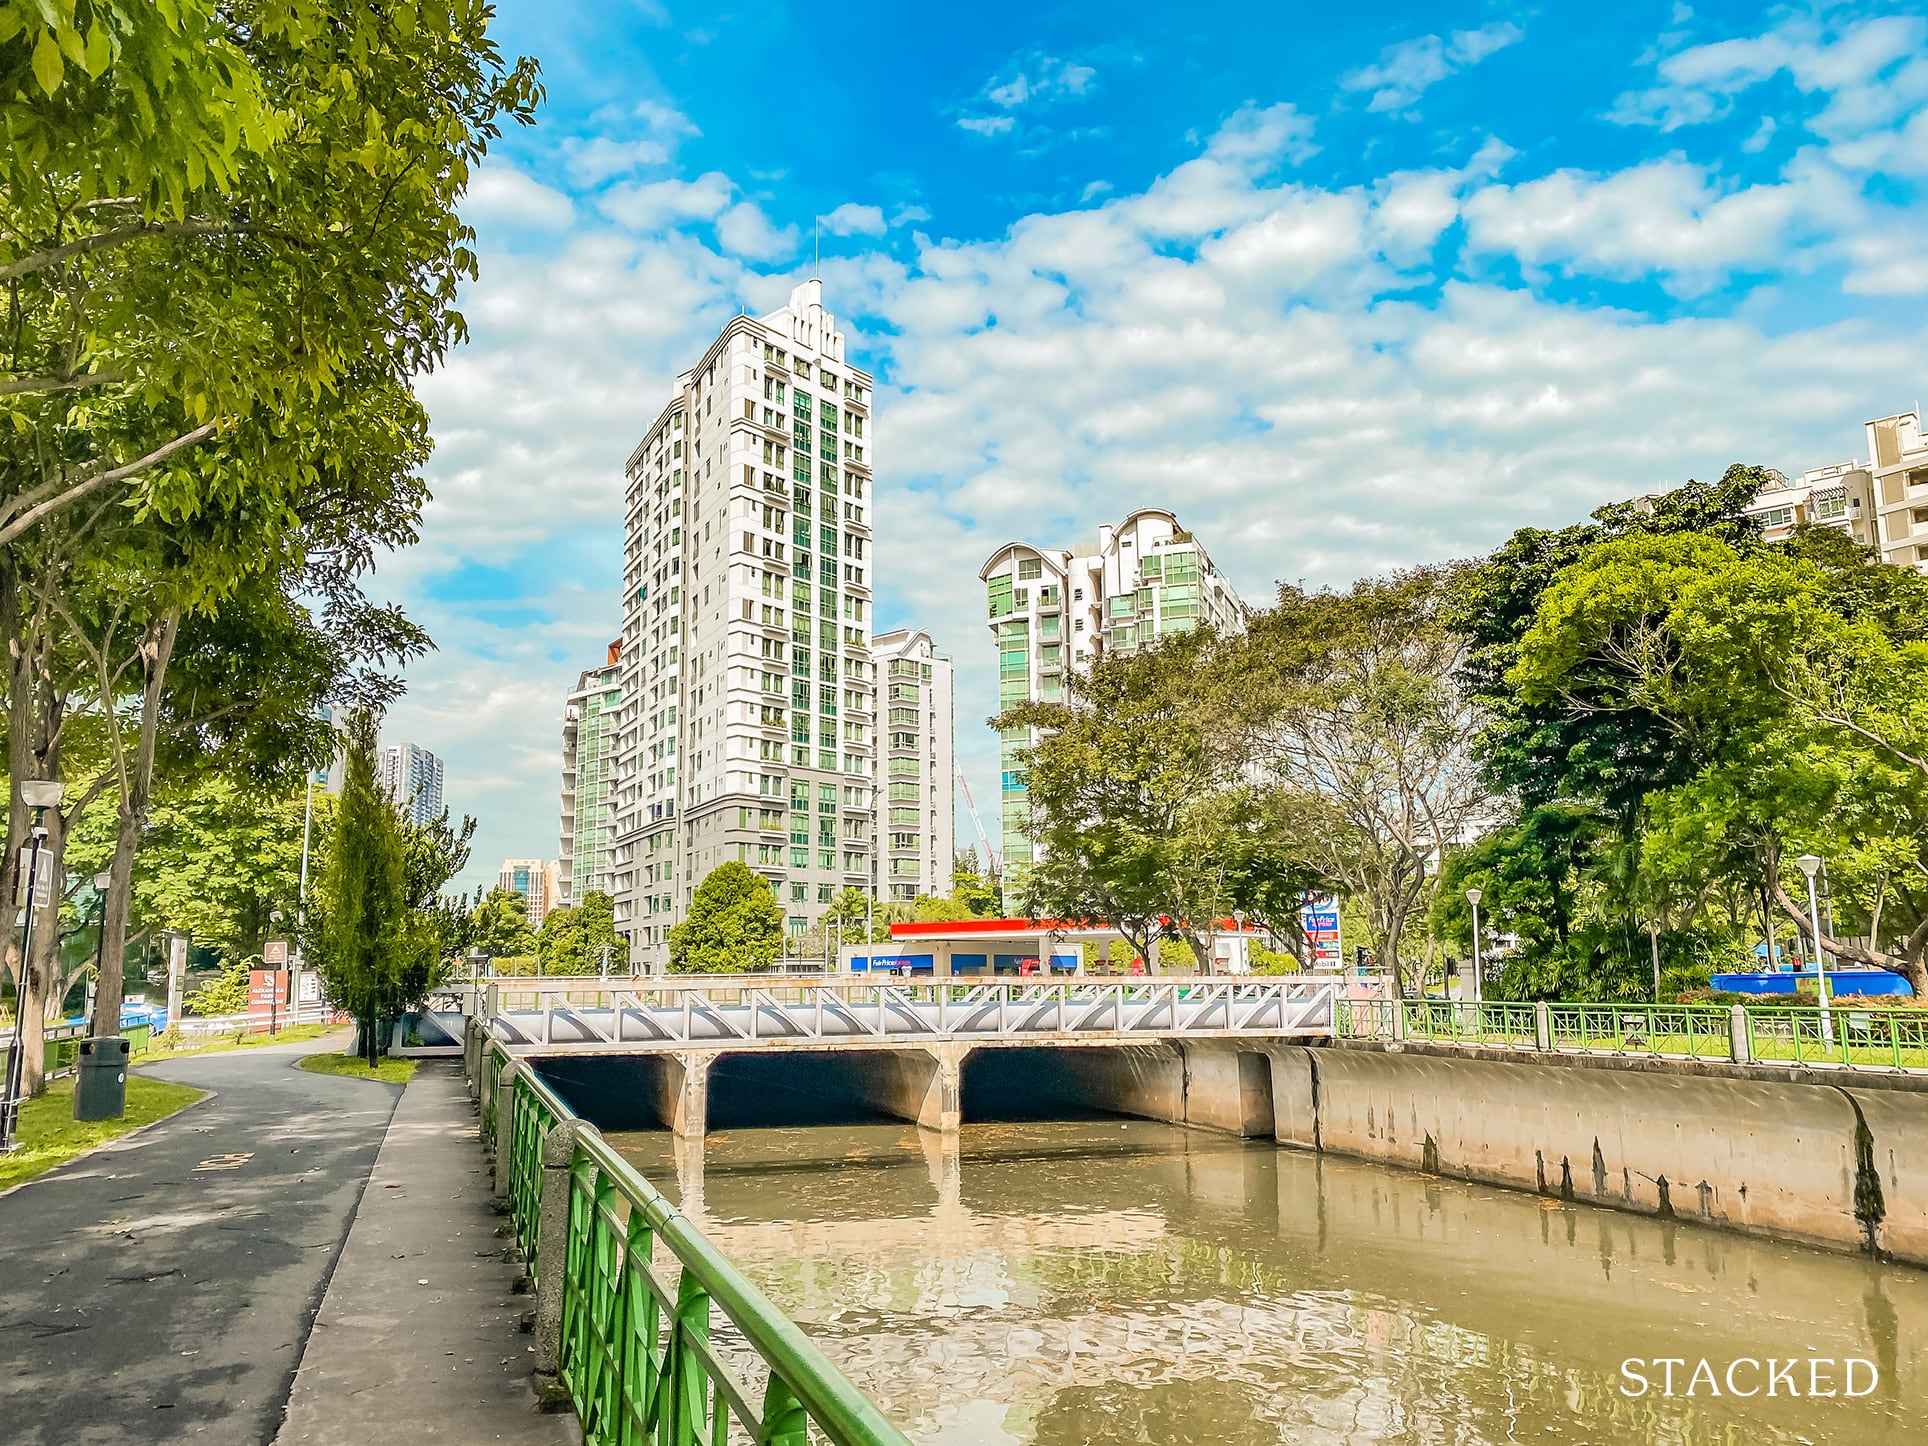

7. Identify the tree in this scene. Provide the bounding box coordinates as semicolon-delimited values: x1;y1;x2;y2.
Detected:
1509;527;1928;994
669;863;784;974
308;710;430;1063
534;890;621;974
951;849;1003;917
1231;568;1486;996
470;888;537;959
998;630;1232;970
402;807;478;965
0;0;539;1060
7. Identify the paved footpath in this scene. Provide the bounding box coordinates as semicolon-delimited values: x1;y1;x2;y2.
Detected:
276;1061;576;1444
0;1039;574;1445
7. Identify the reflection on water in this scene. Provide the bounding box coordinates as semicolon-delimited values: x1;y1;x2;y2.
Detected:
604;1120;1928;1445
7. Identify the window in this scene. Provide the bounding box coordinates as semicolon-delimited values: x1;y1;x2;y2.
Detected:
1758;506;1795;528
1814;495;1848;521
1017;558;1043;581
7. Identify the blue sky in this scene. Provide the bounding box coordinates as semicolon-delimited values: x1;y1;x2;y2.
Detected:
378;0;1928;893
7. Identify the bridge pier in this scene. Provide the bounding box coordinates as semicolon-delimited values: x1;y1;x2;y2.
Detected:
840;1044;966;1134
632;1051;710;1140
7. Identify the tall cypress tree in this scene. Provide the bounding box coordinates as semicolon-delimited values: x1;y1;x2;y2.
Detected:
312;710;417;1062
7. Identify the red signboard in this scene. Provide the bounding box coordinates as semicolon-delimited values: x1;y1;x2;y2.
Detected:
248;969;282;1017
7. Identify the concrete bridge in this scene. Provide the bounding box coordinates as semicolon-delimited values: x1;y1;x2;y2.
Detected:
446;976;1345;1140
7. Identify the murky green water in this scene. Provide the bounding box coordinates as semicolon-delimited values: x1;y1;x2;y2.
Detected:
606;1120;1928;1444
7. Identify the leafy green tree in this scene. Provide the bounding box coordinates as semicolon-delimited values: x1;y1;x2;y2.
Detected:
309;711;430;1063
533;891;621;974
669;863;784;974
1228;568;1485;995
0;0;539;1053
186;962;250;1018
470;888;537;959
1510;527;1928;994
401;807;478;965
951;849;1004;917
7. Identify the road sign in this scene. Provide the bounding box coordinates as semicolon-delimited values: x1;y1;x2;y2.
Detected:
263;939;290;968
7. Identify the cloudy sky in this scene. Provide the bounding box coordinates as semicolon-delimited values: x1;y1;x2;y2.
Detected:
379;0;1928;894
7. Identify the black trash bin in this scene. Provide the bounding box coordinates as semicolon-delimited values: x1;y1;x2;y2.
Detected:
74;1036;130;1122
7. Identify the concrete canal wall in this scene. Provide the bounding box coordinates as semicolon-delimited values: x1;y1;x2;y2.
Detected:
528;1033;1928;1267
1267;1042;1928;1268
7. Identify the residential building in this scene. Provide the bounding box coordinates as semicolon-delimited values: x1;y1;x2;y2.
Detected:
560;641;623;908
1740;463;1876;547
1867;409;1928;569
872;628;955;903
611;280;877;969
979;508;1246;869
499;858;561;928
378;742;444;828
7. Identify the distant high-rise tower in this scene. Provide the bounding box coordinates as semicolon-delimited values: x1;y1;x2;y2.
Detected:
378;742;444;828
980;509;1245;869
561;641;623;909
871;628;955;903
498;857;560;928
611;280;877;970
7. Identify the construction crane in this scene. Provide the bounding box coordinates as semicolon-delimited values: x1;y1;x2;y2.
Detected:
955;763;1000;874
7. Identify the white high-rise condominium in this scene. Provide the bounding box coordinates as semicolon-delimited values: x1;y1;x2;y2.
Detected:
872;628;955;903
560;642;623;909
378;742;444;829
980;508;1246;870
612;280;877;969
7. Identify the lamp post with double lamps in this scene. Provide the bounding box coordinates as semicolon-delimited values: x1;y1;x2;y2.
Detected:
1796;854;1835;1048
2;779;66;1151
1465;888;1484;1009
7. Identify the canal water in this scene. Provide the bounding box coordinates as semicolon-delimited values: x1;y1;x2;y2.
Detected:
606;1119;1928;1445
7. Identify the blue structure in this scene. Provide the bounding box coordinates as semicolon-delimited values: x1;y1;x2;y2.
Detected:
1710;968;1913;998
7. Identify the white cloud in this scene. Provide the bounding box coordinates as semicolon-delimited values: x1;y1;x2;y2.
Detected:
462;165;575;231
598;172;733;231
1342;22;1524;115
1461;158;1814;282
823;203;887;237
1609;13;1928;148
716;201;797;261
957;50;1099;136
399;47;1928;891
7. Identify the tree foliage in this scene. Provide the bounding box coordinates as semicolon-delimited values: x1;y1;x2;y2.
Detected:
469;887;536;959
536;890;621;974
669;863;784;975
308;711;432;1062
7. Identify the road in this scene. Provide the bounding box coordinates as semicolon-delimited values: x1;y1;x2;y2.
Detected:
0;1035;399;1445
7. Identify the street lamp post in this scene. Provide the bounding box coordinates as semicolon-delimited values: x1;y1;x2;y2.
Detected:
1796;854;1835;1048
3;779;65;1152
85;871;112;1025
1465;888;1484;1010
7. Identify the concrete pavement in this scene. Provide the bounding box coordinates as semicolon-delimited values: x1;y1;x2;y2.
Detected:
275;1061;577;1444
0;1034;398;1444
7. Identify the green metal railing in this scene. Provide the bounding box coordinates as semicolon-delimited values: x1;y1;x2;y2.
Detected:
485;1044;911;1446
1337;996;1928;1072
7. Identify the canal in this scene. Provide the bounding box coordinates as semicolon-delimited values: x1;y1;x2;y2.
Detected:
601;1111;1928;1445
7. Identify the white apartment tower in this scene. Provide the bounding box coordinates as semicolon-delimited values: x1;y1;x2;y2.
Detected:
612;281;877;968
980;508;1245;870
872;628;955;903
378;742;444;829
560;642;623;908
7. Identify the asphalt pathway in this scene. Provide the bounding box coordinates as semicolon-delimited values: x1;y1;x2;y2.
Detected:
0;1036;398;1445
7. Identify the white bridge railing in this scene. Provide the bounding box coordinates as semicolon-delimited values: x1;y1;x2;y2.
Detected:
448;976;1348;1052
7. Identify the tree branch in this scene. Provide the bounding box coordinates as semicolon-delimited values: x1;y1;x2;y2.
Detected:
0;421;217;545
0;220;250;284
0;369;124;399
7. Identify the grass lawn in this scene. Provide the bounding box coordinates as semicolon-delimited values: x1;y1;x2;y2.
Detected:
297;1051;417;1085
0;1075;207;1193
140;1021;342;1061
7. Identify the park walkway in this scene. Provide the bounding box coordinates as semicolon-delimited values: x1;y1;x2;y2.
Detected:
0;1037;572;1445
276;1061;576;1444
